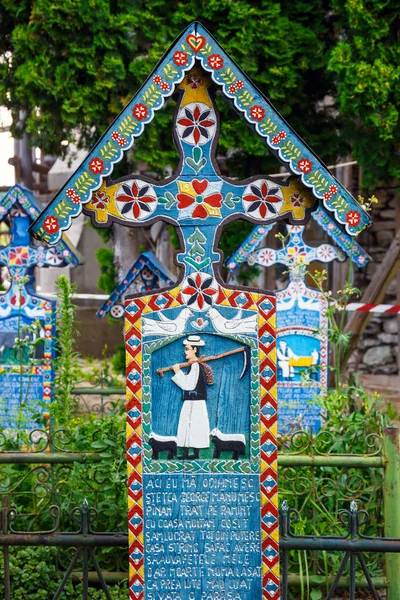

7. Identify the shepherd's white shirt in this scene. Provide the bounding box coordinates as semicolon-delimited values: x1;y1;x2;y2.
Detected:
172;362;210;448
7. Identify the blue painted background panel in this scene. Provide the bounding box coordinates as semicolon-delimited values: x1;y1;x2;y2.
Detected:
150;334;250;443
144;473;262;600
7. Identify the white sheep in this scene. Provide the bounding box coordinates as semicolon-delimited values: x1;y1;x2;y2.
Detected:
210;428;246;460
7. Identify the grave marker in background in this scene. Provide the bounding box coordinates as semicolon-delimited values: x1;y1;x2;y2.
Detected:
227;216;369;433
96;251;174;320
0;185;82;428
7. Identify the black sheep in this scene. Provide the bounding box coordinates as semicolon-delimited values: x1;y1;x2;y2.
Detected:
210;428;246;460
148;433;177;459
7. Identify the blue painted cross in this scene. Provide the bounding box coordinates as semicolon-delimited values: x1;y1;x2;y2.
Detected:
82;67;316;305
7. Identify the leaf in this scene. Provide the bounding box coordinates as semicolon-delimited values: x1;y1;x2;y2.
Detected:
163;64;179;80
259;118;278;135
220;67;236;85
91;440;107;449
224;198;235;208
157;191;175;209
188;227;206;244
193;147;202;162
119;115;139;136
142;84;162;107
185;156;207;174
280;140;302;159
99;141;118;160
189;240;205;256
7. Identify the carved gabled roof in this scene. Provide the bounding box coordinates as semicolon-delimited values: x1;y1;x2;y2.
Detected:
1;185;83;266
226;206;370;271
30;22;370;243
96;251;174;317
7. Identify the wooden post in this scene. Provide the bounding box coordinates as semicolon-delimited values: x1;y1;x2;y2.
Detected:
341;230;400;369
396;198;400;373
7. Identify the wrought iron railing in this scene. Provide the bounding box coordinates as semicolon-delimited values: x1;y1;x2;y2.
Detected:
0;381;399;599
1;498;400;599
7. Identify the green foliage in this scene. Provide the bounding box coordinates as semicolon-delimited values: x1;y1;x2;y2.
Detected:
0;1;397;187
96;247;117;294
0;0;342;170
0;546;127;598
328;0;400;185
52;275;81;425
280;381;391;591
111;343;126;376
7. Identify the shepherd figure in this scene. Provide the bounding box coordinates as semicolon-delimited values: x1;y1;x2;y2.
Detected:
171;335;212;460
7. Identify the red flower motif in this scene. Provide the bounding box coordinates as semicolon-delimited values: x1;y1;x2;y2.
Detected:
66;188;75;198
323;192;331;200
111;131;120;141
236;80;244;89
43;216;59;234
132;103;148;121
92;191;110;210
243;181;282;218
116;181;156;219
271;135;280;145
208;54;224;70
177;104;215;145
329;184;338;194
297;158;313;174
186;74;203;90
72;194;81;204
89;158;104;174
182;272;217;309
229;85;237;94
173;51;189;66
160;81;169;91
278;131;286;140
177;180;222;219
250;105;265;121
346;210;361;227
118;137;127;146
290;192;304;208
9;247;29;265
153;75;162;84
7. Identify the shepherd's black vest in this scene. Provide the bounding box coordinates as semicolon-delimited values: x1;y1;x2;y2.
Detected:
183;364;207;401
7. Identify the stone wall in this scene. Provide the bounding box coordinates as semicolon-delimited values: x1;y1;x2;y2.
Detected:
349;187;399;375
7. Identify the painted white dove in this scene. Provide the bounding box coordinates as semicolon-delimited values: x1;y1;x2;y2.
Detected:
142;307;193;336
207;307;257;334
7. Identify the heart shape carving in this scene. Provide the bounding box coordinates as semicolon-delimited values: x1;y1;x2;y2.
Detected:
192;179;208;194
186;34;206;53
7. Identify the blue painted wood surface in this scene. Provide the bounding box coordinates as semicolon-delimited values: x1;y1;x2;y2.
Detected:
225;208;370;271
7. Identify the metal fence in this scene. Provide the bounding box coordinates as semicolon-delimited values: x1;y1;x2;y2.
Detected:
0;385;399;599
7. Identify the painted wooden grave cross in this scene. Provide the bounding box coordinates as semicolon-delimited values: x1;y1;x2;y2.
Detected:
30;22;370;600
0;184;82;428
226;214;369;433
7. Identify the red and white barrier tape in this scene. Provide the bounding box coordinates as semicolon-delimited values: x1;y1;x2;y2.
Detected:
345;303;400;314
